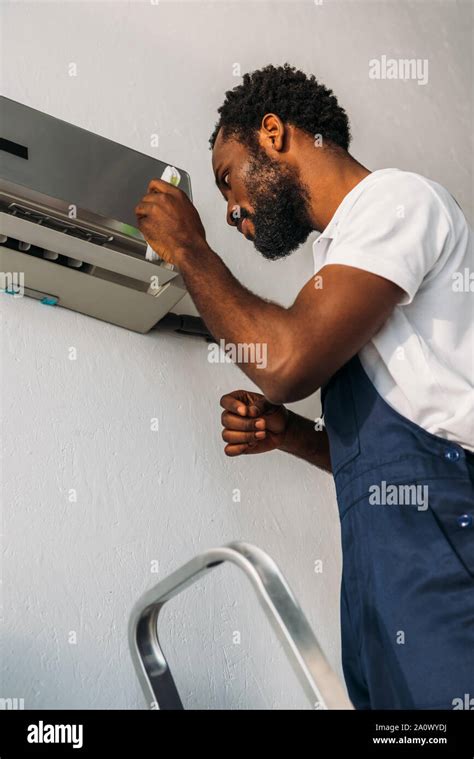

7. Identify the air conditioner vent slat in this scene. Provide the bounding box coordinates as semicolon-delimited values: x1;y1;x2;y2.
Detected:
0;211;179;285
7;202;114;246
1;235;92;272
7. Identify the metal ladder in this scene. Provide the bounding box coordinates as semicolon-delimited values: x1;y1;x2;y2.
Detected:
128;541;354;710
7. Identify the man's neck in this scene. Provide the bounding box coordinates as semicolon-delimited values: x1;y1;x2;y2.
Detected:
298;146;371;232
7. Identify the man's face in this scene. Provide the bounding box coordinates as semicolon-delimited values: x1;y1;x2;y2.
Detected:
212;129;314;260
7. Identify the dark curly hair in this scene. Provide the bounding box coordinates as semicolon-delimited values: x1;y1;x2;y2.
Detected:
209;63;351;151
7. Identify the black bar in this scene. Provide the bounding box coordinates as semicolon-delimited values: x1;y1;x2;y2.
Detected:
1;709;473;757
0;137;29;159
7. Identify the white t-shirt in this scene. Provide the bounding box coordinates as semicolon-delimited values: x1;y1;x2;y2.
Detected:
312;168;474;452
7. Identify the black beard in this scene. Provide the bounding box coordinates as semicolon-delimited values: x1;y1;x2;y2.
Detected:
242;147;314;260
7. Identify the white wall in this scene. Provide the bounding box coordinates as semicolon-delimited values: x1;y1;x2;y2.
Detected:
1;0;471;709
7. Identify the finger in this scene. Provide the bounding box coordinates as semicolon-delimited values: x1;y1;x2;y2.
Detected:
135;200;158;218
220;393;249;416
222;429;266;444
140;192;171;204
147;178;179;195
247;404;262;417
224;441;269;456
224;443;251;457
221;411;265;431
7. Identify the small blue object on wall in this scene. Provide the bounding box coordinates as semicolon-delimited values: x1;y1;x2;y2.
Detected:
40;296;58;306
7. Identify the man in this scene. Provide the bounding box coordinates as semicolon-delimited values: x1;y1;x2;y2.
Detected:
136;64;473;710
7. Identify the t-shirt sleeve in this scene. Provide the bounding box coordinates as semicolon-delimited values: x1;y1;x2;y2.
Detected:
324;174;452;305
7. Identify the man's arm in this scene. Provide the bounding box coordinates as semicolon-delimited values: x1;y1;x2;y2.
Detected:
178;240;403;403
136;181;404;404
278;411;332;472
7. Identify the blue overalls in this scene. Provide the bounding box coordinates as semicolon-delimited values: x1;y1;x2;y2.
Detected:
321;353;474;709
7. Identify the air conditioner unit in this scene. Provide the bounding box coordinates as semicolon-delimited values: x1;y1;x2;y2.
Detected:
0;96;191;333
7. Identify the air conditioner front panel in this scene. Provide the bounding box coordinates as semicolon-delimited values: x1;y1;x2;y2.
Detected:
0;97;192;228
1;248;187;334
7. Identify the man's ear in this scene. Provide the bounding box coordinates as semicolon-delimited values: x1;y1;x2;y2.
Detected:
259;113;286;153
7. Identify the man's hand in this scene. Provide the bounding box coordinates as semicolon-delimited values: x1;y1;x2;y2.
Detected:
135;179;207;265
220;390;289;456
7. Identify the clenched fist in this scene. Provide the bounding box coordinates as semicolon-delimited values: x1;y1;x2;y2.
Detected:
135;178;207;266
220;389;289;456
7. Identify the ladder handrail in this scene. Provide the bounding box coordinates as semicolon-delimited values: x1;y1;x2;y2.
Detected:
128;541;354;710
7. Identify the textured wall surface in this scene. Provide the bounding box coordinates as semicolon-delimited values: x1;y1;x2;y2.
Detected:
1;0;471;709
